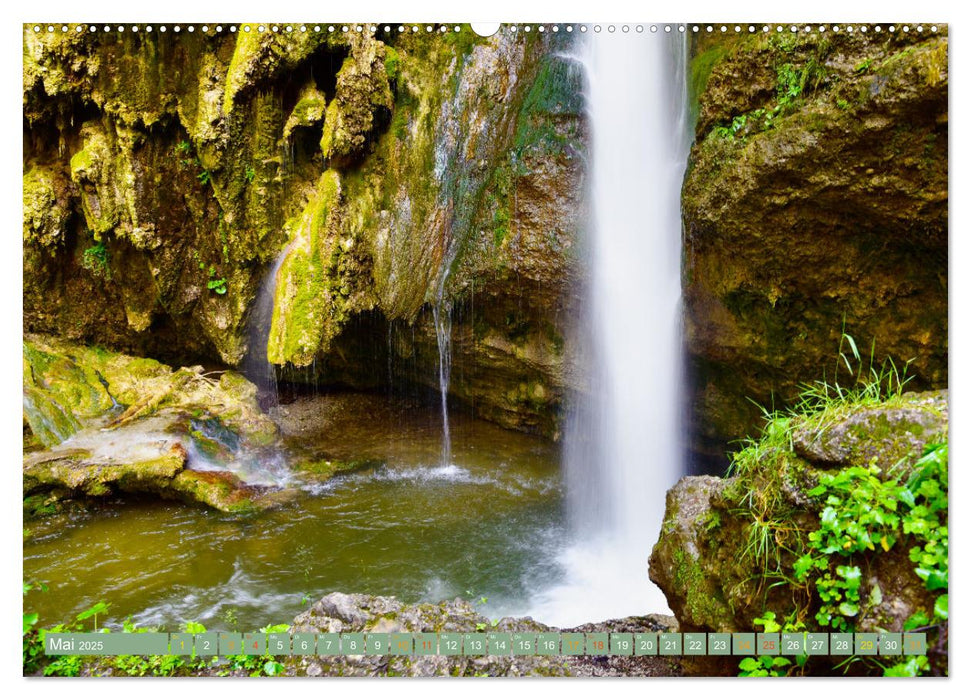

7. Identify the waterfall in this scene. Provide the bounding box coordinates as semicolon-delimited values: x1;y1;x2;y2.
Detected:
432;300;453;467
431;233;459;467
529;28;691;626
243;239;295;409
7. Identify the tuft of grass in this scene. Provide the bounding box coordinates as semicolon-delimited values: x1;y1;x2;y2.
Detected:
725;332;916;587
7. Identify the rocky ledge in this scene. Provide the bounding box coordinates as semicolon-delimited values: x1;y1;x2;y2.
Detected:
23;335;294;513
283;592;680;677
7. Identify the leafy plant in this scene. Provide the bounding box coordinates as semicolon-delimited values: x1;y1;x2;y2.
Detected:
244;165;256;183
82;241;110;278
726;334;946;675
76;601;110;631
222;606;239;631
206;264;228;295
882;655;929;676
739;656;791;677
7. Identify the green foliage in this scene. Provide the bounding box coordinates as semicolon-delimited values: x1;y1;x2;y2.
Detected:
728;335;946;675
76;600;110;630
384;46;400;82
713;55;827;141
222;606;240;631
793;442;948;634
197;170;212;186
43;653;83;677
244;165;256;183
713;114;750;139
882;655;929;676
22;587;294;677
82;240;110;278
206;264;227;295
738;655;791;677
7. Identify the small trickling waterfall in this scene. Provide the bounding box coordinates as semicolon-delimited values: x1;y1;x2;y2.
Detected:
432;300;453;467
243;239;295;409
431;232;460;467
529;28;691;626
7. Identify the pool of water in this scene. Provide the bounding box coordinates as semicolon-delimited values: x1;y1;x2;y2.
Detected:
23;394;568;631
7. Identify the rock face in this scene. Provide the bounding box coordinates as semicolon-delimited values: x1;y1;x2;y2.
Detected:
683;29;948;466
650;390;947;670
23;26;586;440
23;335;291;512
285;592;678;677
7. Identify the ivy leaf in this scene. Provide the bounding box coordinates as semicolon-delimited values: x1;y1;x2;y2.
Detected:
917;568;948;590
820;506;838;528
754;612;781;633
934;594;948;621
883;656;928;677
772;657;791;667
263;660;285;676
76;601;109;622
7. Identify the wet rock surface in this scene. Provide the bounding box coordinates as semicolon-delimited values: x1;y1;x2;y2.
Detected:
23;335;293;513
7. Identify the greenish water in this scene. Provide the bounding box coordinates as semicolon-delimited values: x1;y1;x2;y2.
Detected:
23;394;567;632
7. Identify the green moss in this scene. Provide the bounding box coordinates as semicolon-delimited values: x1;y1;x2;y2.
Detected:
267;170;344;366
672;549;732;626
319;99;341;158
442;25;487;56
512;57;583;157
283;85;327;140
23;167;69;248
689;44;728;120
384;45;401;81
223;30;264;114
69;127;120;237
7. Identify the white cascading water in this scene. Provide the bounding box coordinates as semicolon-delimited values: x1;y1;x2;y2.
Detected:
528;29;691;625
243;239;296;409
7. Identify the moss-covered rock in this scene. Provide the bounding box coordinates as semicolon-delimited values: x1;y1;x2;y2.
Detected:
22;335;291;512
283;82;327;140
320;33;393;163
266;170;344;366
792;390;947;474
650;390;948;663
682;29;948;466
23;167;73;248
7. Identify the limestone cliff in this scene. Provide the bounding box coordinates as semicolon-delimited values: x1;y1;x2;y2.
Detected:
23;25;585;439
682;28;948;467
